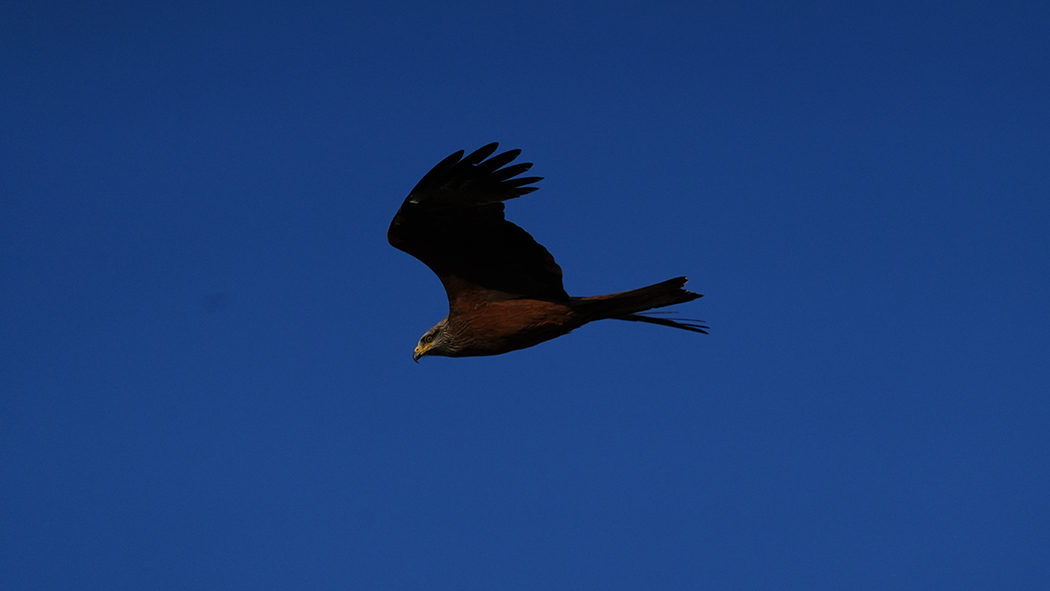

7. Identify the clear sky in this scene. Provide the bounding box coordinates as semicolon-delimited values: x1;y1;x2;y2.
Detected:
2;1;1048;589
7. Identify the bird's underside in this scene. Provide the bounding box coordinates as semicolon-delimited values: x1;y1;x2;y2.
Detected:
387;143;706;360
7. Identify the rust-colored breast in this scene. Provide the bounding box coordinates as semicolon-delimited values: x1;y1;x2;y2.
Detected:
446;298;584;356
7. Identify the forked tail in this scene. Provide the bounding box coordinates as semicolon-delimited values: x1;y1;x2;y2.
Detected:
572;276;708;334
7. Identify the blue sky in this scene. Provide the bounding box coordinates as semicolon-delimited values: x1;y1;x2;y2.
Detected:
2;1;1048;589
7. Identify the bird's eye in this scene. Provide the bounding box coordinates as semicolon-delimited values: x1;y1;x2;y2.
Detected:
423;334;433;344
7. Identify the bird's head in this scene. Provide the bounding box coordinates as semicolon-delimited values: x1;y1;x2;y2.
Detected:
413;318;451;362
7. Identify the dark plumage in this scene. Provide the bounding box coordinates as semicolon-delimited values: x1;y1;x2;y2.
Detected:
388;143;706;361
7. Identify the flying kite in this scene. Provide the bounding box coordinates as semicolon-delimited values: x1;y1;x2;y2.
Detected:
388;143;706;361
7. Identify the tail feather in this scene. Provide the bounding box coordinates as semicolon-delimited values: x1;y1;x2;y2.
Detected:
611;312;709;334
572;276;706;333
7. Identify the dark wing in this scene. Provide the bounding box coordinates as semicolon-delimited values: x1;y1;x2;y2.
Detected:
388;143;569;305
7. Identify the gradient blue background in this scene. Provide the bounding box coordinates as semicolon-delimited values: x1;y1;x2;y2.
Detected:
3;1;1048;589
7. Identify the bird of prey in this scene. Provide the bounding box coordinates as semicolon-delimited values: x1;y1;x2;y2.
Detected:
388;143;706;361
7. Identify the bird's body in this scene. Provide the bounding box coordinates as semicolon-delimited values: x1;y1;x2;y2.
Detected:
439;297;579;357
388;143;706;361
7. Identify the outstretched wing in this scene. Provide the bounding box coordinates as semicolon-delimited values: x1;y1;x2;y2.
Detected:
388;143;569;306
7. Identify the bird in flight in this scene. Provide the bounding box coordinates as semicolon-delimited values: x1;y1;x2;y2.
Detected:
388;143;707;361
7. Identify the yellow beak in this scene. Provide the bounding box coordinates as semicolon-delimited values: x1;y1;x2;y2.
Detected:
413;343;428;362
